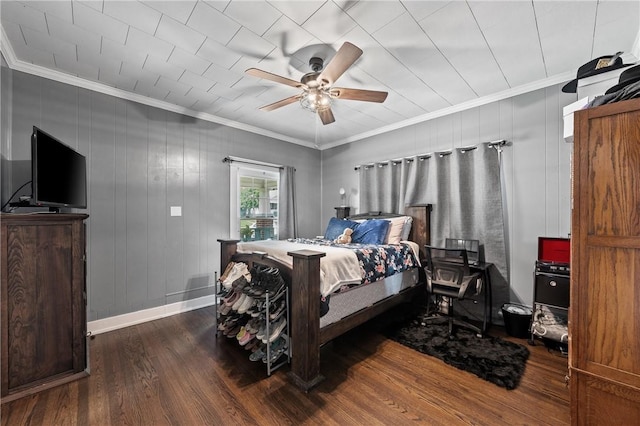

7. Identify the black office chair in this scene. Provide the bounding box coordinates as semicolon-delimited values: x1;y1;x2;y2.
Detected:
424;245;484;337
445;238;480;265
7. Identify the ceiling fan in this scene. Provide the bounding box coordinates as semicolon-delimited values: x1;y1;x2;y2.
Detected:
245;42;388;125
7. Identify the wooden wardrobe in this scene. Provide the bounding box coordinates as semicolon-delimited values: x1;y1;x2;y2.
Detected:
570;98;640;424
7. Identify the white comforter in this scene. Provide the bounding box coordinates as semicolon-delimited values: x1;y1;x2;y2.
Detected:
237;239;420;297
237;240;362;296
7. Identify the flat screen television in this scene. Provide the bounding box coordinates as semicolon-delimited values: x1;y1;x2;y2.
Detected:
31;126;87;210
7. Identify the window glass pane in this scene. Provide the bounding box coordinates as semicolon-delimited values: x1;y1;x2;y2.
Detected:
231;165;279;241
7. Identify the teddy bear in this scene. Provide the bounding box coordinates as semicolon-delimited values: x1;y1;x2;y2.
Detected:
334;227;353;244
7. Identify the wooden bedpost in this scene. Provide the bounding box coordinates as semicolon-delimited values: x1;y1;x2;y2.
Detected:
287;249;326;391
218;239;239;275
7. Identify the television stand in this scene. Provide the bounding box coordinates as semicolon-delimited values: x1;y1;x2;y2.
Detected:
8;201;60;213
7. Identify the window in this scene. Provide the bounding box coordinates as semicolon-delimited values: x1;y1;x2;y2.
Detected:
230;164;279;241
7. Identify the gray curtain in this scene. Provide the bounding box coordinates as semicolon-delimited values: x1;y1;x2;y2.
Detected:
279;166;297;239
358;144;507;323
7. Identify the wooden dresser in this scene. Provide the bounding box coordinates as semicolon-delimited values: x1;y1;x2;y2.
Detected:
1;213;89;403
570;98;640;424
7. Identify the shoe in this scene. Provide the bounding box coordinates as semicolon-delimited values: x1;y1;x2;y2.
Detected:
256;269;286;299
232;293;247;311
219;261;235;283
246;266;276;297
237;295;255;315
249;344;267;361
218;304;232;316
236;326;248;340
269;299;286;321
216;286;231;297
231;276;249;291
225;324;242;338
262;336;288;364
262;317;287;343
245;317;262;334
238;330;255;346
223;290;240;306
256;323;267;341
244;338;260;351
223;262;250;289
248;301;265;317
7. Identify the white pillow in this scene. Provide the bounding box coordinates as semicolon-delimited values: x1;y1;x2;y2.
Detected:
386;216;411;244
401;216;413;241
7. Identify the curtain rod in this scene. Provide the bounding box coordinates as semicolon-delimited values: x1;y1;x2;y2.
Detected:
353;140;507;170
223;156;284;170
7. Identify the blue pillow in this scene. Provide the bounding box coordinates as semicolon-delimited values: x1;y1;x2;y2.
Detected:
351;219;391;245
324;217;359;240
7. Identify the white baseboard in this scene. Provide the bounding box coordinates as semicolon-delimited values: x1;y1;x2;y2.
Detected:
88;295;216;335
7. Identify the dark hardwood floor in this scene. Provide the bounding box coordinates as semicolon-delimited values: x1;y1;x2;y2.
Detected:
1;306;569;425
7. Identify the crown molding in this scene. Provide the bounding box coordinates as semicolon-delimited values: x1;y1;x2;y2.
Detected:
319;71;578;150
5;22;637;152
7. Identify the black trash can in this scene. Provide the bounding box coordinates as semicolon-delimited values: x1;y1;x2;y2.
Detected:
501;303;532;338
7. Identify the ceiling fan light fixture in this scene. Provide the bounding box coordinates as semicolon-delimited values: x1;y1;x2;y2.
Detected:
300;88;332;112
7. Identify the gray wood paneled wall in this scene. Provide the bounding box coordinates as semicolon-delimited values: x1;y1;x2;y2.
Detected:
321;87;577;306
2;68;321;321
2;59;578;318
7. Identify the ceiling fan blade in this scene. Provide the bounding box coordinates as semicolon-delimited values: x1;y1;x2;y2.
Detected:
260;95;302;111
246;68;304;89
331;87;388;103
318;107;335;125
317;42;363;86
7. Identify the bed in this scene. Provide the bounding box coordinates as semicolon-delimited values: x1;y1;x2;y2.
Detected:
218;204;431;391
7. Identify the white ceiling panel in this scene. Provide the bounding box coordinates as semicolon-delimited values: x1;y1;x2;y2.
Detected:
72;1;128;44
267;1;324;26
22;26;76;60
102;1;161;35
401;1;450;22
202;62;242;87
1;1;48;33
77;1;104;13
126;27;174;62
168;47;211;75
261;15;315;61
470;1;545;87
223;1;281;36
203;0;230;13
28;1;73;22
46;13;102;53
4;20;56;67
1;0;638;149
302;1;357;45
121;60;160;85
592;2;640;57
187;1;240;45
208;83;242;101
227;27;276;61
196;38;241;69
155;15;206;55
142;1;197;24
134;79;169;100
98;68;138;91
346;1;405;34
155;75;191;96
143;55;184;81
101;38;147;68
54;53;99;79
77;45;121;75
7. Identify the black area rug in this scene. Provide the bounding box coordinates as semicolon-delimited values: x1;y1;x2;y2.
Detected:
386;312;530;390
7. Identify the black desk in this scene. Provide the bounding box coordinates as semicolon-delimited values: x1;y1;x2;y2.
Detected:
430;259;493;335
469;261;493;335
